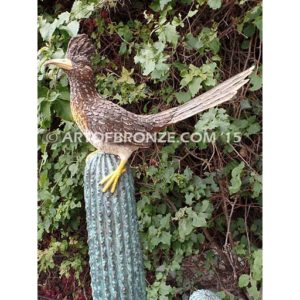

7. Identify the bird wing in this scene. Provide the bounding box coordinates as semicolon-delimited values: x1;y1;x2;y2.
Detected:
90;99;155;147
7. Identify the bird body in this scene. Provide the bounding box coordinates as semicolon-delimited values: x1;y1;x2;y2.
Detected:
45;34;254;193
71;97;140;160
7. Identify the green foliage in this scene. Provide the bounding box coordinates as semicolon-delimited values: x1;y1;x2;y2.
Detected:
38;0;262;298
185;26;220;55
229;162;245;195
134;42;171;80
180;62;218;97
238;4;262;38
38;237;87;280
96;67;150;105
207;0;222;10
238;249;262;300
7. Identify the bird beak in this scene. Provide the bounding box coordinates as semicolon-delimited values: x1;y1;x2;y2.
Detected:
44;58;73;70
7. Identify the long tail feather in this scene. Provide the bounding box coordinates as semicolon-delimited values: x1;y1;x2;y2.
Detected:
147;66;254;129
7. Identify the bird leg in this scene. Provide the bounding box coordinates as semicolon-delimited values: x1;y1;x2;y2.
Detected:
100;159;127;193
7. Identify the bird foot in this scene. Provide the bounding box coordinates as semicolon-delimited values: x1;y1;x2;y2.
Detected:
100;160;127;193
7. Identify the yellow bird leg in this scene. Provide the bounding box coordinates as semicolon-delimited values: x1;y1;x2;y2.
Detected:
100;159;127;193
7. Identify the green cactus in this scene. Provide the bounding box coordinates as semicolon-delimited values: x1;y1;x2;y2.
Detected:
84;152;146;300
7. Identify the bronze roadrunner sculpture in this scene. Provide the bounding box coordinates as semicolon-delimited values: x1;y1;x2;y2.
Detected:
45;34;254;193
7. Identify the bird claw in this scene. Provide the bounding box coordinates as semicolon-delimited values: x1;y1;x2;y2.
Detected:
100;166;126;193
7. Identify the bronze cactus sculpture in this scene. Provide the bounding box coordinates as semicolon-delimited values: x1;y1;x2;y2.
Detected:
84;153;146;299
45;34;253;300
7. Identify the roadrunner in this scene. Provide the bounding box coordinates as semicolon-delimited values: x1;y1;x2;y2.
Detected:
45;34;254;193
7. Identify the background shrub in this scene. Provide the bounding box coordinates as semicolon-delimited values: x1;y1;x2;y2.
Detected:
38;0;262;299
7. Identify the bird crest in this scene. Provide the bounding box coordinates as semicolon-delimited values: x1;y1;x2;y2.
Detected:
66;34;96;62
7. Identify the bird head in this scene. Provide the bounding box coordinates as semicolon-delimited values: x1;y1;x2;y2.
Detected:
44;34;96;77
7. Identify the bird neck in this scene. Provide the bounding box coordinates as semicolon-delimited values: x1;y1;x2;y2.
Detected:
68;75;98;102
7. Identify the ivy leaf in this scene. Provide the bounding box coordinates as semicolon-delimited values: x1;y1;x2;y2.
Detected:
144;60;155;75
40;100;51;124
246;123;261;136
188;77;202;97
229;162;245;195
185;33;203;50
134;44;164;76
53;99;73;122
172;16;184;28
119;42;127;55
159;282;173;296
39;20;57;42
249;73;262;91
147;166;158;176
207;0;222;10
154;40;165;51
183;167;193;180
175;91;192;104
68;164;78;177
195;108;230;132
238;274;250;288
71;0;95;19
250;172;262;198
243;24;256;38
159;0;172;10
240;99;252;110
62;20;79;37
185;193;194;205
56;12;70;26
200;200;210;212
117;24;133;42
160;214;171;229
159;24;179;46
52;48;65;59
247;283;260;300
178;218;193;240
160;231;171;246
187;9;198;18
151;59;170;80
253;16;262;32
252;249;262;281
117;67;135;84
191;213;207;227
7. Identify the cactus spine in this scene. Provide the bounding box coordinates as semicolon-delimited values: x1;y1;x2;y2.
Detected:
84;152;146;300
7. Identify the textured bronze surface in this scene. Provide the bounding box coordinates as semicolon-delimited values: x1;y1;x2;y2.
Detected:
84;153;146;299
